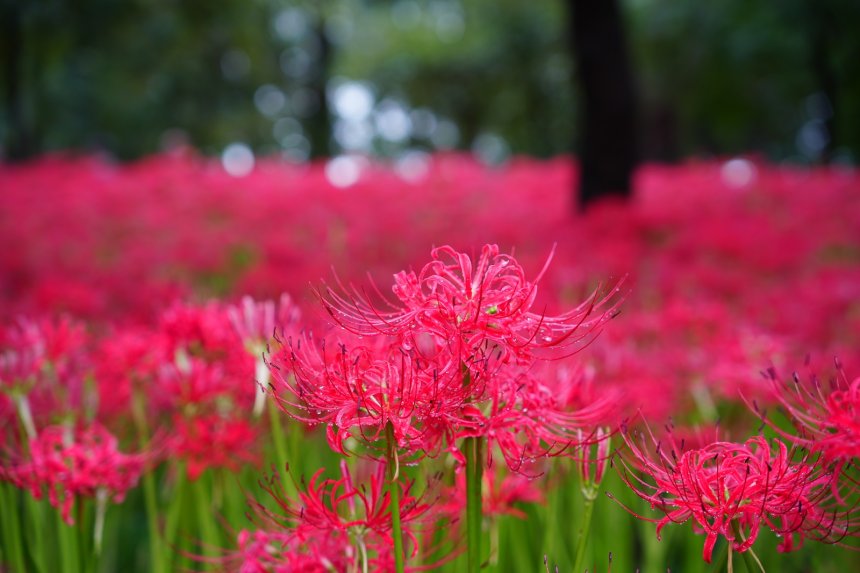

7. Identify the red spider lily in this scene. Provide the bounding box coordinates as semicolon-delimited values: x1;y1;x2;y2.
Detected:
0;318;47;393
613;431;853;562
758;361;859;482
1;316;92;436
318;244;622;368
267;333;465;458
170;413;259;480
243;460;442;571
157;358;235;411
221;528;353;573
158;302;252;382
228;294;302;354
268;329;614;470
576;427;611;492
460;364;617;471
444;461;544;521
2;423;147;524
228;294;302;416
93;326;165;420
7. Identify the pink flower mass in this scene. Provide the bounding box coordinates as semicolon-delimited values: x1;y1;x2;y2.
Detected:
0;154;859;571
3;423;147;524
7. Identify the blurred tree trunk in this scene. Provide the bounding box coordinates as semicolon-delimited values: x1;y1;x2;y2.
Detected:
2;1;35;161
568;0;639;210
306;15;331;158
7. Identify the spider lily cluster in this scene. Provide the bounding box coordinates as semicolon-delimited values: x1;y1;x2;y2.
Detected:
1;154;859;572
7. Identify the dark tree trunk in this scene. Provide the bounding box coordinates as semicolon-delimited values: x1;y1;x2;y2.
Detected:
306;16;331;159
569;0;639;210
2;1;35;161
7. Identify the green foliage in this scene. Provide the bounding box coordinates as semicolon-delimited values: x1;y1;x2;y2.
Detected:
2;0;859;162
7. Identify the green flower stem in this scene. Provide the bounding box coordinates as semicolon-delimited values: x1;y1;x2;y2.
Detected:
24;493;47;572
0;482;27;573
92;488;108;561
571;492;595;573
731;522;765;573
164;467;187;572
77;499;95;573
268;399;292;486
131;390;165;573
140;471;163;573
385;422;406;573
194;472;220;562
464;435;484;573
56;510;80;573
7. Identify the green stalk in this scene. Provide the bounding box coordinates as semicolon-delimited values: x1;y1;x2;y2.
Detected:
464;435;484;573
0;482;27;573
92;489;108;564
731;522;765;573
131;389;165;573
385;422;406;573
193;472;220;562
164;467;187;572
24;492;47;572
268;400;292;482
571;494;595;573
56;509;80;573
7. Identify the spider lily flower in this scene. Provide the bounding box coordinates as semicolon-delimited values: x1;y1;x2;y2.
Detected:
224;528;353;572
613;430;852;562
576;427;611;501
318;244;622;370
758;361;859;483
228;294;301;353
1;318;46;439
241;460;442;572
461;364;617;471
0;318;47;394
228;294;302;416
169;413;258;480
1;316;90;438
267;331;468;458
2;422;148;525
444;462;545;521
277;245;621;471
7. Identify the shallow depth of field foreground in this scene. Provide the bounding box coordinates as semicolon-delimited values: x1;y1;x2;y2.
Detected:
1;154;859;572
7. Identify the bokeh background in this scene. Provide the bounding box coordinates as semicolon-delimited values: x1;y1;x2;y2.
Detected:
3;0;859;167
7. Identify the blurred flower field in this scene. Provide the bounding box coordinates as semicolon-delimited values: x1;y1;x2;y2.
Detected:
1;153;859;572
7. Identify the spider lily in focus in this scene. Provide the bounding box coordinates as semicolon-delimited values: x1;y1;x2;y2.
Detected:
612;429;855;564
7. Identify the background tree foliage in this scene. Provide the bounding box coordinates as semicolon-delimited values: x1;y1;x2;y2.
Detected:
2;0;858;164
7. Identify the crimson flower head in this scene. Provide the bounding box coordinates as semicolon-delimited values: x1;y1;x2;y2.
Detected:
268;331;469;458
320;244;621;368
224;528;352;573
614;430;850;562
228;293;302;355
3;423;147;524
228;294;303;418
0;318;46;393
169;412;258;480
242;460;442;571
759;361;860;478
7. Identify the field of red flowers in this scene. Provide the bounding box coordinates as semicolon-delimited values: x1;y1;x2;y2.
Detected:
1;152;859;572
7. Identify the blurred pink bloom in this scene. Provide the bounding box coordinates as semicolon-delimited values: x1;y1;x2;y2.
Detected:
3;423;147;524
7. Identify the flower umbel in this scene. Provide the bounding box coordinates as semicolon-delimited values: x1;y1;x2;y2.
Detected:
614;431;849;562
